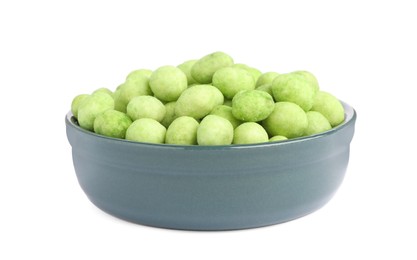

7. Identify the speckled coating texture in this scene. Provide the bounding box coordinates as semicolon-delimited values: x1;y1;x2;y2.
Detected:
210;105;242;129
304;111;332;136
256;83;273;96
232;63;262;83
160;101;178;128
256;72;280;87
125;118;166;144
77;92;114;131
311;91;345;127
126;96;166;122
165;116;199;145
175;84;224;120
212;67;256;99
262;102;308;138
271;73;316;111
177;60;198;85
191;52;234;84
71;94;89;118
149;66;187;102
197;115;234;145
233;122;269;144
114;77;152;113
231;90;274;122
93;109;132;139
66;101;356;230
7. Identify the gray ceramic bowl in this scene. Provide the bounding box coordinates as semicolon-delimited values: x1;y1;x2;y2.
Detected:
66;101;356;230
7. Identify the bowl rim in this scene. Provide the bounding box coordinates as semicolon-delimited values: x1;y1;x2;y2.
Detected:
66;100;356;150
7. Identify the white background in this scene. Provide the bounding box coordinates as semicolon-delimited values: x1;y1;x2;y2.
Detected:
1;0;416;259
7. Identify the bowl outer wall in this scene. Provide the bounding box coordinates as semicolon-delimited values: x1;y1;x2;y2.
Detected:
66;102;356;230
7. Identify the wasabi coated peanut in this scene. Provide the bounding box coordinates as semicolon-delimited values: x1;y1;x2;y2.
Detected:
177;60;198;85
210;105;242;129
126;69;153;82
114;80;152;112
232;90;274;122
271;72;316;111
165;116;199;145
262;102;308;138
160;101;178;128
197;115;234;145
175;84;224;120
311;91;345;127
256;83;273;96
93;109;132;139
92;87;113;97
71;94;89;118
269;135;288;142
191;51;234;84
293;70;319;93
115;83;124;91
149;65;187;102
112;89;122;110
126;95;166;122
114;74;152;112
212;67;256;99
233;122;269;144
77;92;114;131
232;63;262;83
304;111;332;136
256;72;280;87
125;118;166;144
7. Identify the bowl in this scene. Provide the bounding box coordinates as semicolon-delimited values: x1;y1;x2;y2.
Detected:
65;101;356;230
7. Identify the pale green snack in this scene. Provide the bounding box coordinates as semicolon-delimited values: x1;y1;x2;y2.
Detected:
71;94;89;118
93;109;132;139
269;135;288;142
212;67;255;99
112;86;122;105
210;105;242;129
197;115;233;145
165;116;199;145
92;88;113;97
115;83;124;91
191;51;234;84
293;70;319;93
232;63;262;83
126;69;153;81
256;72;280;87
271;72;316;111
125;118;166;144
177;60;198;85
262;102;308;138
77;92;114;131
126;95;166;122
311;91;345;127
256;83;273;96
149;65;187;102
232;90;274;122
160;101;178;128
112;88;122;108
233;122;268;144
175;84;224;120
304;111;332;136
114;74;152;112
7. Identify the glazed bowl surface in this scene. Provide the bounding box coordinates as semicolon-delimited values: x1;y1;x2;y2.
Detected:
65;101;356;230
